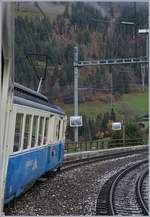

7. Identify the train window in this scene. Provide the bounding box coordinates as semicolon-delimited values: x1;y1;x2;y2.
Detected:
31;116;38;147
23;115;32;149
38;117;44;146
43;117;49;144
56;119;61;140
13;113;24;152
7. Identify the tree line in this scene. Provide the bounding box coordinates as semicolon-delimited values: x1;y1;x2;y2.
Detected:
66;108;145;142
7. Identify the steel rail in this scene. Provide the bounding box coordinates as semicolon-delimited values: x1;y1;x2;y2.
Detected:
62;147;148;172
109;160;148;215
136;169;149;215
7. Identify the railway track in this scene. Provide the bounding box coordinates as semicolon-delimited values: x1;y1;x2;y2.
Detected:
96;159;149;216
136;169;149;215
62;147;148;172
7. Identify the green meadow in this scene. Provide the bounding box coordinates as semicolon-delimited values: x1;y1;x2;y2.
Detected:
61;92;148;119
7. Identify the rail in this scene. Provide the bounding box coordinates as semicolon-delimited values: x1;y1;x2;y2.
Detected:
65;138;146;153
136;169;149;215
96;159;148;215
109;160;148;215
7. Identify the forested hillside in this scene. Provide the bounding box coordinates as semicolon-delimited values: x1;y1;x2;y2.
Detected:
15;2;148;142
15;2;148;102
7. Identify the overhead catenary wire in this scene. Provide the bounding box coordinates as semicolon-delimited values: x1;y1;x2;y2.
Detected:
78;84;147;92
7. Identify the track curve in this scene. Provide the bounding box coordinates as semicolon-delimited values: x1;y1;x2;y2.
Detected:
136;169;149;215
96;159;149;216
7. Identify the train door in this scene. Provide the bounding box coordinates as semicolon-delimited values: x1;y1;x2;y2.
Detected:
49;115;61;169
56;118;61;161
46;115;55;167
58;117;65;161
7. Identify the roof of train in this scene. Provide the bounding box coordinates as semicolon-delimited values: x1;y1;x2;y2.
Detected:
14;83;66;116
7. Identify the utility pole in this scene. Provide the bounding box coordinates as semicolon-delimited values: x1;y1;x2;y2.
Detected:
74;47;79;148
122;122;126;146
134;3;137;57
140;63;145;92
110;68;113;108
134;2;138;73
138;29;149;92
146;31;149;76
146;31;149;57
138;29;149;57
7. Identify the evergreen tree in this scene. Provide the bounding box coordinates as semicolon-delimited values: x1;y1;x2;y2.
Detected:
110;108;116;121
125;122;142;139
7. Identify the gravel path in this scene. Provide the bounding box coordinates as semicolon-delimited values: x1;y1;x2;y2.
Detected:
6;152;148;216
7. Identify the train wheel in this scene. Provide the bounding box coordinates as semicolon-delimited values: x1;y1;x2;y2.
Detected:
7;198;15;209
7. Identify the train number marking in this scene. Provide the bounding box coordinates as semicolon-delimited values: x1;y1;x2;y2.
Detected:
26;160;38;171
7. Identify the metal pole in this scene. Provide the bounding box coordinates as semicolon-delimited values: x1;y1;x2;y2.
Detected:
134;2;137;58
141;63;145;92
146;32;149;77
110;71;113;108
138;30;149;90
134;2;138;74
37;77;43;93
74;47;79;148
146;32;149;58
123;123;125;146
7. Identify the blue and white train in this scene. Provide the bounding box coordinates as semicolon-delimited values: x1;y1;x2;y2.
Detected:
4;83;67;204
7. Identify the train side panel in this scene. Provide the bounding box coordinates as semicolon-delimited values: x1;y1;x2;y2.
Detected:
4;94;67;204
5;143;64;204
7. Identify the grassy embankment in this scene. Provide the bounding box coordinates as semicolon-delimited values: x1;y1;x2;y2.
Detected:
61;92;148;119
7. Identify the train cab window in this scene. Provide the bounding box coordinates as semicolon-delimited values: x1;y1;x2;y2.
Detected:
23;115;32;149
13;113;24;152
38;117;44;146
43;117;49;145
31;116;38;147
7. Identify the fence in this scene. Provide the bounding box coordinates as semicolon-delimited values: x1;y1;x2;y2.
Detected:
64;138;146;153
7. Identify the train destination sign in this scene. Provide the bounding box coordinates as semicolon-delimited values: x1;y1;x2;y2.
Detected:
112;122;122;130
70;116;83;127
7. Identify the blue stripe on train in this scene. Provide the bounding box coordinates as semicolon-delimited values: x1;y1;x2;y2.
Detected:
5;143;64;204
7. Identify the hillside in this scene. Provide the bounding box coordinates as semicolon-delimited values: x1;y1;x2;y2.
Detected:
14;2;148;142
15;2;148;101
